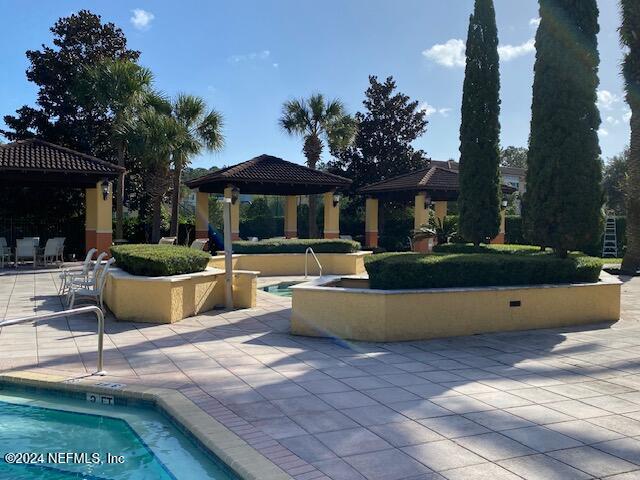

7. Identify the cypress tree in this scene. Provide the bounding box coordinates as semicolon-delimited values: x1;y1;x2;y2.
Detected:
458;0;502;246
524;0;602;258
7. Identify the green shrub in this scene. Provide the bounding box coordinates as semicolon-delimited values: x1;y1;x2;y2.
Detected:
433;243;541;255
365;252;602;290
232;238;361;254
111;244;210;276
505;215;527;244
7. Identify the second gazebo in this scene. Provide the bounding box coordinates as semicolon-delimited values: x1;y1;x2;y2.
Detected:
185;154;352;240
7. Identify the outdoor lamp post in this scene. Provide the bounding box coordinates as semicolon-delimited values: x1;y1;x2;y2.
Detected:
231;187;240;205
501;200;508;209
332;193;341;207
101;180;110;201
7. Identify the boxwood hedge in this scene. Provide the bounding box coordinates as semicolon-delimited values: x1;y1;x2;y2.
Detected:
232;239;361;254
365;252;602;290
432;243;541;255
111;244;210;276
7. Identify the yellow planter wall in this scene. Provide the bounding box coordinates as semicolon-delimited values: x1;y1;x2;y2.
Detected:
291;273;621;342
105;268;257;324
208;252;370;276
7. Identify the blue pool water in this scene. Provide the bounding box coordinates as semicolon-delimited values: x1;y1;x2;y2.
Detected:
0;386;235;480
260;281;300;297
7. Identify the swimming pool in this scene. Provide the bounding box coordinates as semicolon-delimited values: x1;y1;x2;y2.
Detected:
0;385;235;480
260;281;300;297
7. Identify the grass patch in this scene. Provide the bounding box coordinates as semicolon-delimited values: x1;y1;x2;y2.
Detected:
232;238;361;254
111;244;210;276
365;252;602;290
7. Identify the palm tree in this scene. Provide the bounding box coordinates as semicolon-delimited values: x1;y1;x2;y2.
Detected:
280;94;356;237
80;59;153;240
169;95;224;237
620;0;640;274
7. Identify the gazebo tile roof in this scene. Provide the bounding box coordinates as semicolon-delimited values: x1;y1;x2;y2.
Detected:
0;139;123;177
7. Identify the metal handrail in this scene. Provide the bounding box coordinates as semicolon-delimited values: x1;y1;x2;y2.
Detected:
0;305;106;376
304;247;322;279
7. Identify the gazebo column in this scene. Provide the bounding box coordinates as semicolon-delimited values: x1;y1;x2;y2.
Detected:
195;190;209;239
365;197;379;248
414;193;429;229
434;201;447;224
85;181;112;256
284;196;298;238
323;191;340;239
224;186;240;240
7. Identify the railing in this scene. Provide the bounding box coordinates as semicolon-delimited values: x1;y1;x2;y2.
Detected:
0;306;106;376
304;247;323;279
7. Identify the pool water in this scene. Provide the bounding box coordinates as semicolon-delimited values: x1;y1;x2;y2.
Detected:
260;281;300;297
0;386;235;480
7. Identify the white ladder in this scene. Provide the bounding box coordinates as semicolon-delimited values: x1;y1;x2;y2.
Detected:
602;215;618;258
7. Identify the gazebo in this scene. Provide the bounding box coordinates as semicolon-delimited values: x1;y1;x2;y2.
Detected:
0;139;123;254
358;161;516;248
185;154;352;240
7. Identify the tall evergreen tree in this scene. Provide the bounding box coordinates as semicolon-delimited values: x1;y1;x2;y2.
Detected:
620;0;640;273
524;0;602;258
458;0;502;246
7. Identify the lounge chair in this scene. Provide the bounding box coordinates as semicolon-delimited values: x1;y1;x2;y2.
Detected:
14;238;36;268
0;238;10;268
190;238;208;251
59;248;97;294
51;237;66;263
38;238;61;267
64;251;108;301
159;237;177;245
68;257;116;311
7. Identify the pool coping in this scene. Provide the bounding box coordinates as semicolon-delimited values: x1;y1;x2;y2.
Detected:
0;371;292;480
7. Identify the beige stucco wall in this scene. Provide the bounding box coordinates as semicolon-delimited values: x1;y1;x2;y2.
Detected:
105;268;257;323
291;273;621;342
208;252;370;276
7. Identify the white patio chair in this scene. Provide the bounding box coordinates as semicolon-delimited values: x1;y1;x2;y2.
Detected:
38;238;61;267
68;257;116;311
14;238;36;268
159;237;177;245
0;238;10;268
52;237;66;263
190;238;208;251
59;248;97;294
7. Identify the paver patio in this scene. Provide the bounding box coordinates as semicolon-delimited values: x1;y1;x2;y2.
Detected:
1;269;640;480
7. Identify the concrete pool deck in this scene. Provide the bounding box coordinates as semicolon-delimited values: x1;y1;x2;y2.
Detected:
2;269;640;479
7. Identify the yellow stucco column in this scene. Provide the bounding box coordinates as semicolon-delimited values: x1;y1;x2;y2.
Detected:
85;181;112;256
195;190;209;239
365;197;379;247
224;186;240;240
323;192;340;239
414;193;429;229
434;201;447;223
491;209;507;244
284;196;298;238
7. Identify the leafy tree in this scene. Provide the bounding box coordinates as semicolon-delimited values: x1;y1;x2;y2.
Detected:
169;95;224;237
76;58;153;240
620;0;640;273
524;0;603;258
458;0;502;246
329;76;429;192
603;149;628;216
500;146;528;169
1;10;139;156
279;94;356;237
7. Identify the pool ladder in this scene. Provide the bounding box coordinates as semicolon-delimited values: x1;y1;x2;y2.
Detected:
0;305;106;376
304;247;322;279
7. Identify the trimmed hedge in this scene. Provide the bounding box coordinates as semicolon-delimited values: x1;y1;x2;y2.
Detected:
111;244;210;276
232;238;361;254
365;252;602;290
433;243;541;255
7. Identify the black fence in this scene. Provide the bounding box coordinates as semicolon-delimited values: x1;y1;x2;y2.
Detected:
0;217;85;259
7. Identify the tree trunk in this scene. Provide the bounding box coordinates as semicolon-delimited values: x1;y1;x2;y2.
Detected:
169;163;182;237
151;193;162;244
622;111;640;274
115;143;125;240
304;134;323;238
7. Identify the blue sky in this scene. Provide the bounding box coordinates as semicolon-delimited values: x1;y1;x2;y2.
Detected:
0;0;629;168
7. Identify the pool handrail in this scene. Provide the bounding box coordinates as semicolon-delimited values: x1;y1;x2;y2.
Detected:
304;247;322;279
0;305;106;376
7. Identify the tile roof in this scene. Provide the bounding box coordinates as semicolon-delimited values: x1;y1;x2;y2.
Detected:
185;154;351;191
0;139;123;177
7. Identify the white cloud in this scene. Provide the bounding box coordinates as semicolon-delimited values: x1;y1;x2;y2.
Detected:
598;128;609;137
597;90;620;110
606;116;620;126
419;103;451;118
130;9;154;30
624;110;632;122
272;63;279;68
438;108;452;117
422;39;466;68
498;39;535;61
229;50;271;64
530;17;541;27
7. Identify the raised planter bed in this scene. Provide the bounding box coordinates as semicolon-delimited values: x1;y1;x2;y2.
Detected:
290;272;622;342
